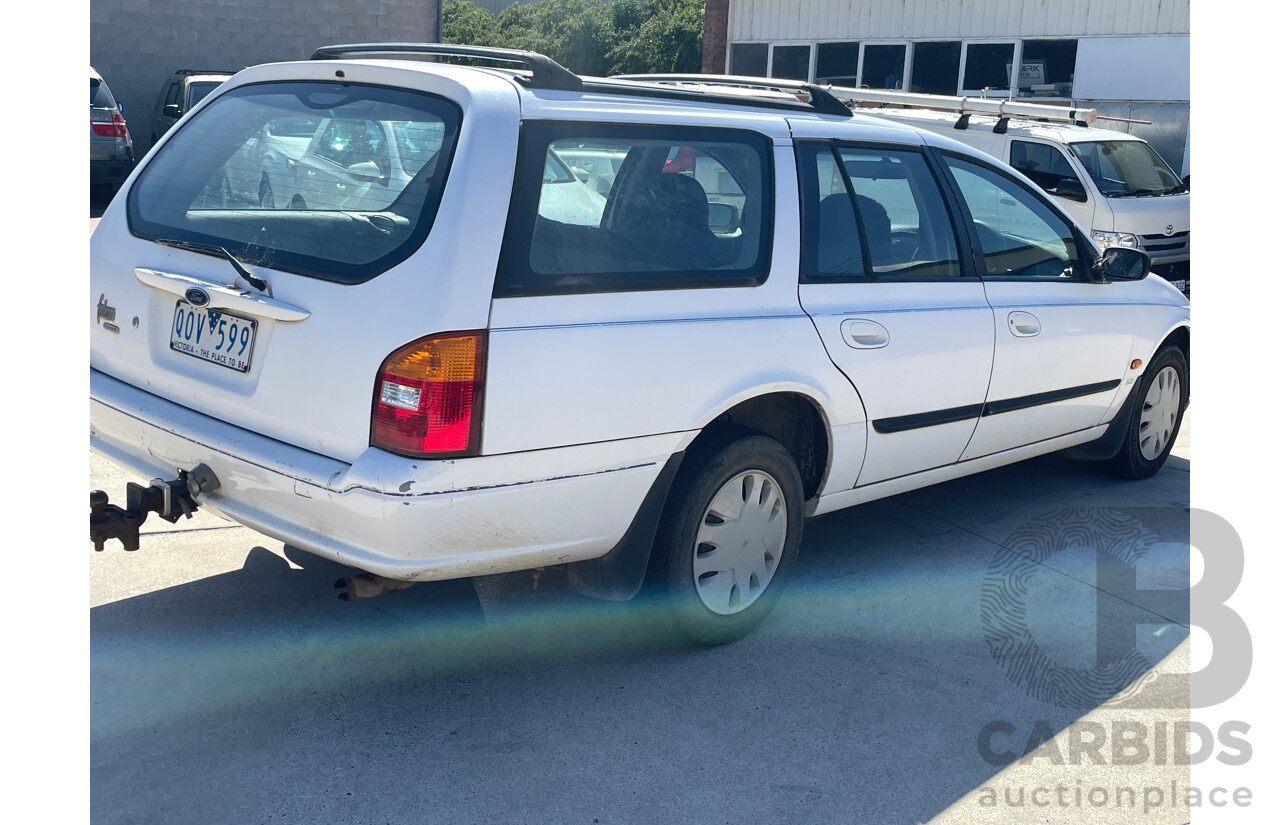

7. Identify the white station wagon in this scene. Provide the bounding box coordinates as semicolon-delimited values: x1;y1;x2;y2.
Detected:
89;45;1190;644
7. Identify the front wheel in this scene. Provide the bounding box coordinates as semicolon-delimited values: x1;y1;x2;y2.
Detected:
1106;346;1188;479
649;434;805;646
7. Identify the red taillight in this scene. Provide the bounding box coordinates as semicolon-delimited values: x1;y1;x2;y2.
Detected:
91;112;128;138
371;331;486;458
663;145;696;174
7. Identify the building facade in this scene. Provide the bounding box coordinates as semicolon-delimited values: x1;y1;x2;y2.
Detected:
90;0;440;153
704;0;1190;172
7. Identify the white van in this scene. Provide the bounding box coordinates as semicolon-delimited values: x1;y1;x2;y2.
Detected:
832;90;1190;294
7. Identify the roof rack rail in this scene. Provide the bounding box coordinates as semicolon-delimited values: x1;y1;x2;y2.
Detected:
309;43;583;92
172;68;238;77
824;85;1099;126
613;74;852;117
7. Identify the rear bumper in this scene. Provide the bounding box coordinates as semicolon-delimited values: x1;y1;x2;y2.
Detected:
90;156;133;185
90;368;679;580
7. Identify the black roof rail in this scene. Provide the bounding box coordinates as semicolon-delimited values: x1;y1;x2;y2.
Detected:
309;43;583;92
172;68;238;77
612;74;852;117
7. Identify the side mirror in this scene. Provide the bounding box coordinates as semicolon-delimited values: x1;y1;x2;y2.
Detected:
1054;177;1088;202
707;202;741;233
117;102;126;114
163;103;181;119
1093;246;1150;282
346;160;384;182
1181;175;1191;191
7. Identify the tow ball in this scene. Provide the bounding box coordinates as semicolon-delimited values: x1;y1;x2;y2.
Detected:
90;463;220;551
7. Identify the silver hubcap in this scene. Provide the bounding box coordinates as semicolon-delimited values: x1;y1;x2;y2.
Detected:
1139;365;1181;460
692;470;787;615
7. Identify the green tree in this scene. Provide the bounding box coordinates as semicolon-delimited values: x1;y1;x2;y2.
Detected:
441;0;499;48
442;0;705;77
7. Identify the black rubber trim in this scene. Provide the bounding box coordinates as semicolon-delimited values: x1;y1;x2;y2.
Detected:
871;379;1122;434
981;379;1122;417
565;450;686;601
872;404;984;434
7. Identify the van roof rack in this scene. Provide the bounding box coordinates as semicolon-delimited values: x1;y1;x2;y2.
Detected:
824;86;1099;128
310;43;584;92
173;68;237;77
613;74;852;117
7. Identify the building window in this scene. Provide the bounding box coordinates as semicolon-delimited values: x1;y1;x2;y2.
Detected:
730;43;768;77
1019;40;1077;97
816;42;860;86
910;41;962;95
771;45;812;81
862;44;907;89
963;43;1015;92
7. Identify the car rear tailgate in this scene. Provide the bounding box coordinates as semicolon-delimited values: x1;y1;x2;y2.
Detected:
89;62;521;464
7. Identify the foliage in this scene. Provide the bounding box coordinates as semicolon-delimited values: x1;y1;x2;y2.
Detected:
441;0;705;77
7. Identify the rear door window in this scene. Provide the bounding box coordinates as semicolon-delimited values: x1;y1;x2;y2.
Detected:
799;144;961;279
126;81;462;284
497;123;772;296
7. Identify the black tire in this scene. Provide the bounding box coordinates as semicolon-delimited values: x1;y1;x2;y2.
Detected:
1105;346;1188;479
290;193;307;210
648;433;805;646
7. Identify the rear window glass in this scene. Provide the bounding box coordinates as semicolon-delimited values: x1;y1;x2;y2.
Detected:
127;81;462;284
497;122;772;296
91;78;115;109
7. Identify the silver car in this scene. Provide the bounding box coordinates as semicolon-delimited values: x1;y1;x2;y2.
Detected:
90;67;134;196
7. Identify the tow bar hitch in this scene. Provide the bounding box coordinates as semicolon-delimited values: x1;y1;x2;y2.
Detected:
90;464;220;551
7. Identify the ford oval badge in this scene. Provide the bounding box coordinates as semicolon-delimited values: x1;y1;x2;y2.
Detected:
185;287;210;307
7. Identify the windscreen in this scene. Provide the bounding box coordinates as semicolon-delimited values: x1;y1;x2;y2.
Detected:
1068;140;1185;197
127;81;462;283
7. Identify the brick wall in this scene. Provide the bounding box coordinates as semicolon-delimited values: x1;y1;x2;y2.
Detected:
90;0;439;152
701;0;728;74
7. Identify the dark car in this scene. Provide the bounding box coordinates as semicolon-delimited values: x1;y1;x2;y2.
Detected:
150;69;235;147
90;66;134;197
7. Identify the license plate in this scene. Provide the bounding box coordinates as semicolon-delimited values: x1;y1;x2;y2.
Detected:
1169;279;1188;294
170;301;258;373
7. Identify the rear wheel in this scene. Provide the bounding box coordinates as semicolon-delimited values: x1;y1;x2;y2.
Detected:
649;434;804;646
1106;346;1188;479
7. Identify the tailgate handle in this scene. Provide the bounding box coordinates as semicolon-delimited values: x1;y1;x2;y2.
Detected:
135;268;311;323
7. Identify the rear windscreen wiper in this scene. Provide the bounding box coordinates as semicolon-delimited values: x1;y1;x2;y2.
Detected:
152;238;270;293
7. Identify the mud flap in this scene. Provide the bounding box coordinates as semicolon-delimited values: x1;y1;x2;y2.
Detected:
566;451;685;601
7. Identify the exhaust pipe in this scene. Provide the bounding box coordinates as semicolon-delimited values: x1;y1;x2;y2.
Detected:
334;573;416;602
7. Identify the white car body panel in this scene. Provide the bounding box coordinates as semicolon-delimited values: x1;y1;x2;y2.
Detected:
89;60;1190;583
799;281;995;485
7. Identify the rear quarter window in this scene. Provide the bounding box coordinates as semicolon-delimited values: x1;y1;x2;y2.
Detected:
496;122;773;296
126;81;462;284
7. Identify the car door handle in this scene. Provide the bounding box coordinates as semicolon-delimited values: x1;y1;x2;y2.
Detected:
840;318;890;349
1008;311;1041;337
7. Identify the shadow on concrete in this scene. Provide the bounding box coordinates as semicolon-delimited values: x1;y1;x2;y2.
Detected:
90;452;1190;825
